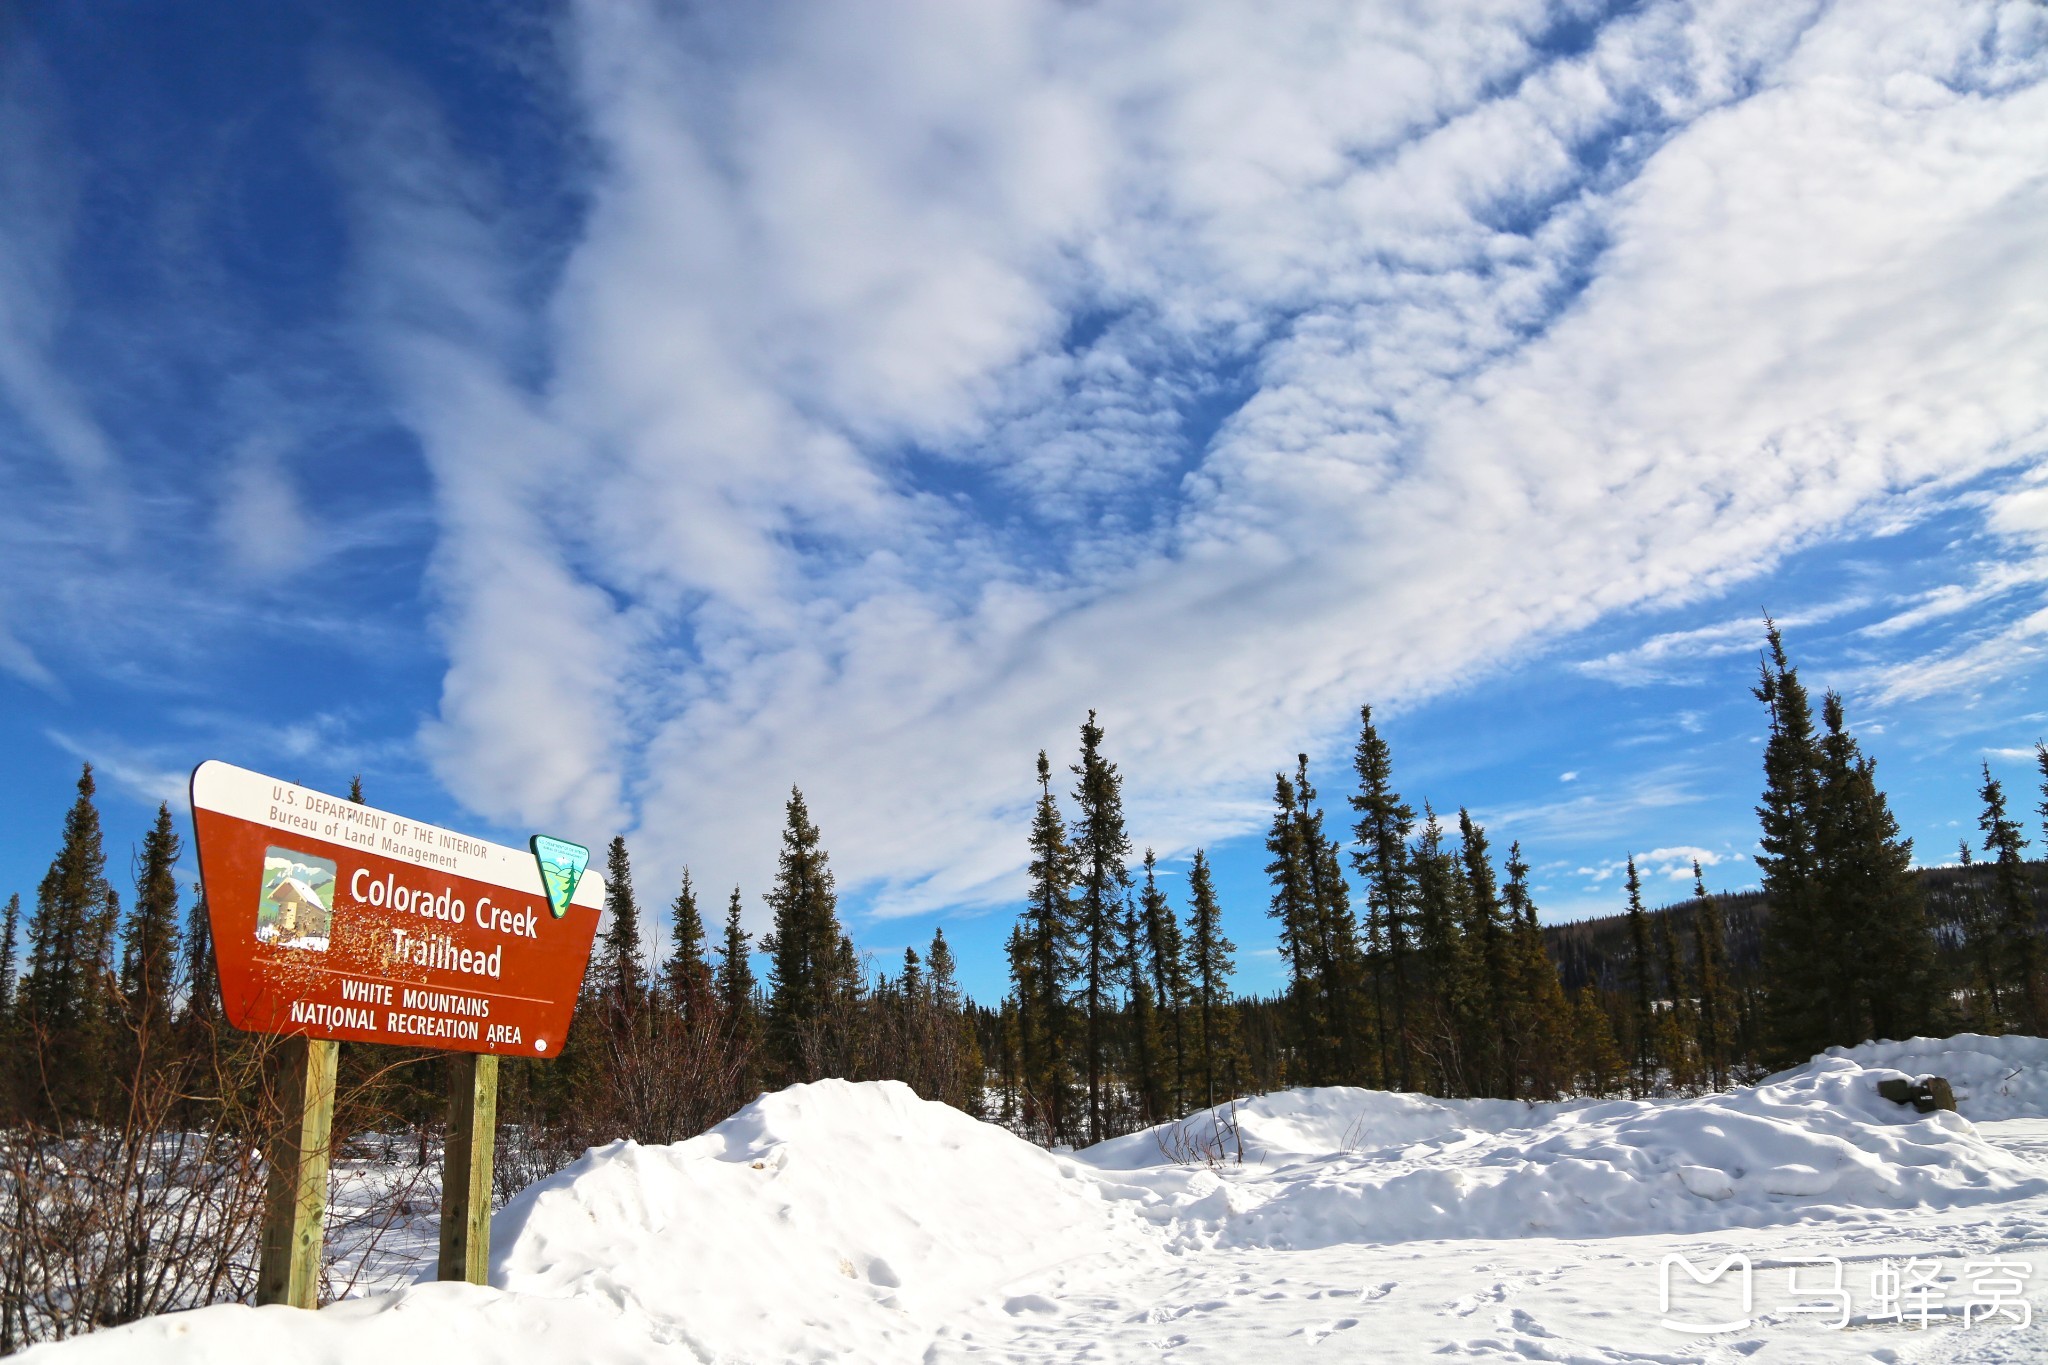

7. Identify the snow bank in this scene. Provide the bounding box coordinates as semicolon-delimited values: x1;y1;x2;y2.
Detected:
489;1078;1154;1360
27;1037;2048;1362
1078;1049;2048;1249
1811;1032;2048;1121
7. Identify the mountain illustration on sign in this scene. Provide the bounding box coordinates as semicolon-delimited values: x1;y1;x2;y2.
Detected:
531;835;589;919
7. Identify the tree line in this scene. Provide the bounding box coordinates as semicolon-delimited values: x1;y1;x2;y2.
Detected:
2;618;2046;1342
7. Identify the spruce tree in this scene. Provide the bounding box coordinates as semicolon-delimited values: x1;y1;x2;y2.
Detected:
1571;988;1626;1097
1408;806;1474;1094
598;836;648;1025
1183;849;1237;1110
1953;842;2002;1027
26;766;111;1040
762;787;846;1083
1689;864;1738;1091
927;928;981;1112
1140;849;1189;1115
1349;705;1414;1089
1013;749;1078;1143
123;803;184;1036
714;887;756;1022
1979;764;2043;1032
1069;712;1133;1144
1456;810;1514;1098
1120;891;1164;1123
1653;909;1697;1091
1502;842;1571;1099
1265;771;1318;1084
1753;622;1833;1060
1815;693;1936;1042
665;868;711;1018
183;888;218;1021
1294;756;1364;1086
1622;856;1656;1097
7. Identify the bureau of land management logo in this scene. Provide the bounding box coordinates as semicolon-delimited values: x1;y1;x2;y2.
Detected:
257;846;337;953
531;835;588;919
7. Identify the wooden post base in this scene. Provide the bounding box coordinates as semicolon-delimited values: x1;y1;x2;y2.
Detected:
258;1036;339;1308
438;1051;498;1284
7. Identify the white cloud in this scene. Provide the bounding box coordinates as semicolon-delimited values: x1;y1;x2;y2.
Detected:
331;0;2048;922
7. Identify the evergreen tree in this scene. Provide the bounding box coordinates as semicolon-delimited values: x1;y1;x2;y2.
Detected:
1183;849;1237;1110
1979;764;2044;1032
1689;863;1738;1091
1753;622;1836;1060
1653;909;1697;1091
597;836;648;1025
762;787;847;1083
1119;891;1164;1123
1295;756;1364;1086
927;928;982;1112
26;766;111;1040
1456;810;1514;1098
183;888;217;1021
1502;842;1571;1100
1349;705;1414;1089
1140;849;1189;1115
1622;856;1656;1097
2038;740;2048;839
665;868;711;1018
1571;988;1626;1097
122;803;183;1036
1012;750;1078;1143
1265;771;1317;1084
1815;692;1937;1043
714;887;756;1023
1069;712;1133;1144
1408;806;1474;1094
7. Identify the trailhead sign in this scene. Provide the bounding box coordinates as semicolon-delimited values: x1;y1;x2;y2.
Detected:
190;760;602;1058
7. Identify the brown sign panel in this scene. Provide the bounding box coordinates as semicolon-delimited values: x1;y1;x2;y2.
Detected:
190;760;602;1057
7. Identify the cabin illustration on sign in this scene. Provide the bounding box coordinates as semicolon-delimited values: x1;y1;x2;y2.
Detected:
257;846;336;952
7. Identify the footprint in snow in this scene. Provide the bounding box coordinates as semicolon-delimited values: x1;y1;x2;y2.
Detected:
1359;1281;1396;1301
1002;1294;1061;1316
1291;1318;1361;1346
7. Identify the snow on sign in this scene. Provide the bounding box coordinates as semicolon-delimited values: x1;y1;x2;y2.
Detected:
190;760;602;1057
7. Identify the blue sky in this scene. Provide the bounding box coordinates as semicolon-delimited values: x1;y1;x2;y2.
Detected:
3;1;2046;1003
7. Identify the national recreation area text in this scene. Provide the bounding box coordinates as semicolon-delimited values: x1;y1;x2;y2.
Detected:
288;984;527;1047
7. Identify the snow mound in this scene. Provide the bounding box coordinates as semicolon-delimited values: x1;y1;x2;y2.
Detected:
1080;1050;2048;1248
1809;1032;2048;1121
490;1078;1153;1360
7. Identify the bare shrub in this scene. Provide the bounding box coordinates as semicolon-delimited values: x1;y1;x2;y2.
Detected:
0;1016;272;1350
1153;1098;1244;1169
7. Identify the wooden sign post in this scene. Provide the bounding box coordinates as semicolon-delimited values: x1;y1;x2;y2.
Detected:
189;761;600;1307
439;1052;498;1282
258;1036;338;1307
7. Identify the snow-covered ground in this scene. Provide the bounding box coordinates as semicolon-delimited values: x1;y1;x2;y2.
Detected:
34;1035;2048;1363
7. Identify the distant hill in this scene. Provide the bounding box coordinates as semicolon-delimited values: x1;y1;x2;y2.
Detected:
1541;860;2048;995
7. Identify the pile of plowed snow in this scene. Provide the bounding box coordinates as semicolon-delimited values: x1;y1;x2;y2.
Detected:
28;1036;2048;1363
489;1078;1158;1359
1086;1047;2048;1248
1815;1032;2048;1120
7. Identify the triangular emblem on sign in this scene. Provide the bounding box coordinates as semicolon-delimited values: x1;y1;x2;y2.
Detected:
531;835;589;920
